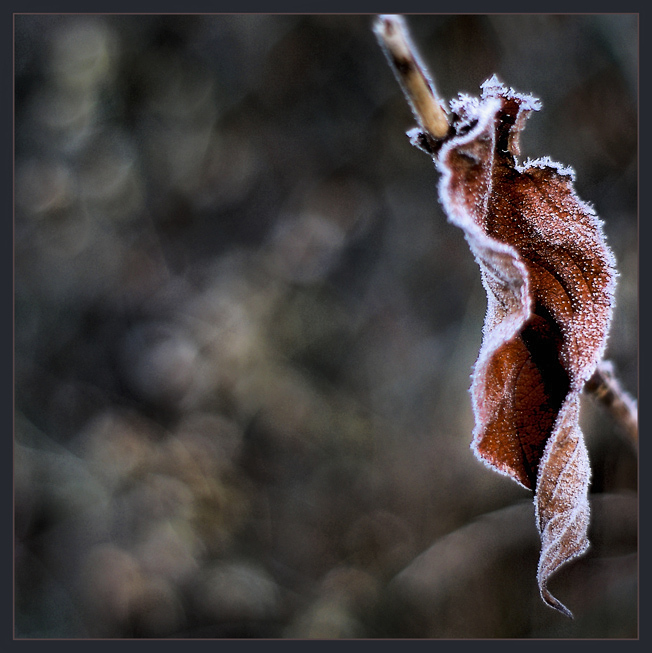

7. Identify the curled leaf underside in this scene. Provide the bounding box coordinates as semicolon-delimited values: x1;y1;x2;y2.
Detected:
429;78;615;616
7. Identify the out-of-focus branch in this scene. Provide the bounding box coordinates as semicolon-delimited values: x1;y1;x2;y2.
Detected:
373;14;449;140
585;360;638;449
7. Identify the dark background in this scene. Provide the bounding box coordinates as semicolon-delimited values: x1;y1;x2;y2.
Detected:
14;13;637;638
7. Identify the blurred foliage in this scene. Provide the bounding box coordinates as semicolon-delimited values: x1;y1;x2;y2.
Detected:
14;14;637;638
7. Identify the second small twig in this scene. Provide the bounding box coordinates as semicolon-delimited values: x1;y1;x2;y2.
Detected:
585;360;638;449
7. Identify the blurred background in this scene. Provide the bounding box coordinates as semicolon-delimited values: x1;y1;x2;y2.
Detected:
14;14;637;638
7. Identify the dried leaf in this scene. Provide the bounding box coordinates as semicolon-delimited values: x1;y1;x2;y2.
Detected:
425;77;616;617
375;15;619;617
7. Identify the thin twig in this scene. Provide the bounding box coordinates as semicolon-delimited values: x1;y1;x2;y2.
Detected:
585;360;638;449
373;14;449;140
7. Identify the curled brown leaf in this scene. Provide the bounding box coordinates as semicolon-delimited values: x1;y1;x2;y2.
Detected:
375;16;617;618
434;79;615;617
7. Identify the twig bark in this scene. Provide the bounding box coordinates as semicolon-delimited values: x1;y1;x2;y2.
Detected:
585;360;638;449
373;15;449;140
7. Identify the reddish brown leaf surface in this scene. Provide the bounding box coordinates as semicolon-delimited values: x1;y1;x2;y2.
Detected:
427;77;616;617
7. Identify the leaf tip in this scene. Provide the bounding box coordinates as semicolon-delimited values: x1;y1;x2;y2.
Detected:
540;584;575;619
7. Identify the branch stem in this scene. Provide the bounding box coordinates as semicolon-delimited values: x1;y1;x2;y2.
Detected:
373;14;449;140
585;360;638;448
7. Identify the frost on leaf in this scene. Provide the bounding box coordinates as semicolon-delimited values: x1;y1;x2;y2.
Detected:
422;76;616;617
